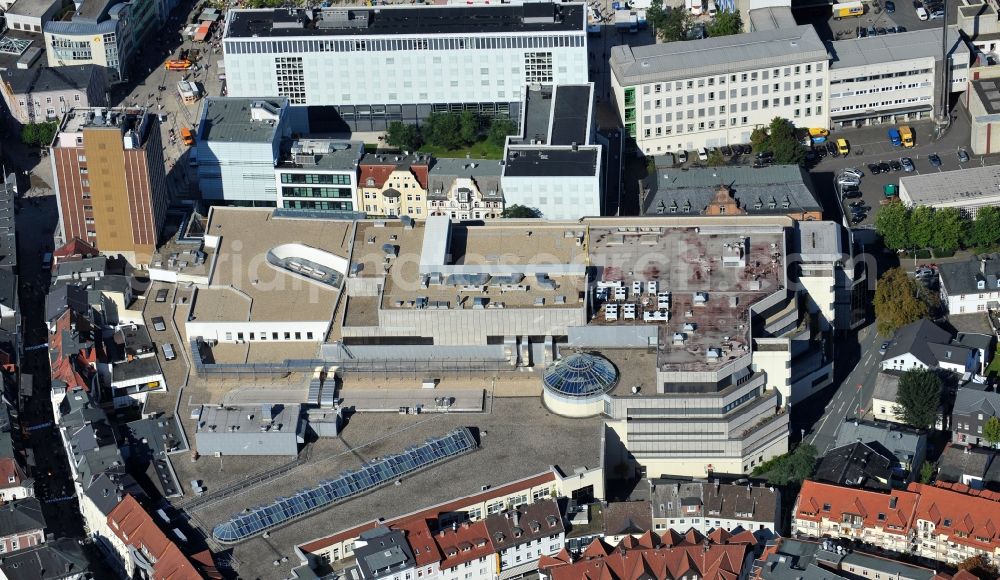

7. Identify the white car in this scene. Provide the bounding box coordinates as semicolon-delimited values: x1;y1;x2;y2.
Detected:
842;167;864;179
837;175;861;187
678;150;689;163
916;6;928;20
697;147;709;161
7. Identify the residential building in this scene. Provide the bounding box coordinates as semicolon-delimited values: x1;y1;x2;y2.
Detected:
539;530;753;580
827;27;968;128
880;318;977;375
965;70;1000;155
939;254;1000;315
610;25;829;153
909;482;1000;564
358;153;431;217
433;520;494;580
640;165;823;221
602;501;652;541
0;64;108;126
220;3;588;127
0;498;46;554
951;385;1000;447
753;538;939;580
80;471;146;578
0;458;33;502
275;139;363;213
484;499;565;578
196;97;292;206
351;527;416;580
105;494;204;580
194;404;303;456
649;478;781;538
106;323;165;409
427;157;504;220
0;537;89;580
899;165;1000;219
833;419;927;481
871;371;906;424
50;107;169;264
814;442;896;492
5;0;61;34
43;0;135;82
937;443;995;489
956;331;995;375
792;480;918;553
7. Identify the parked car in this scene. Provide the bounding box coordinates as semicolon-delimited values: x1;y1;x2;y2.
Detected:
930;9;945;19
900;157;915;172
697;147;709;161
677;150;688;163
879;341;890;355
878;162;891;173
857;26;868;38
928;153;942;167
867;25;877;36
897;25;907;32
843;167;864;178
827;141;840;157
958;148;970;163
876;27;888;35
152;316;166;331
886;0;895;12
836;138;850;155
837;175;861;187
889;160;902;172
916;6;928;19
721;145;733;156
867;163;881;175
162;343;176;361
842;190;863;199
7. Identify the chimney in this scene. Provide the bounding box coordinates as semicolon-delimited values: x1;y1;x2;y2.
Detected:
981;259;989;275
512;509;520;528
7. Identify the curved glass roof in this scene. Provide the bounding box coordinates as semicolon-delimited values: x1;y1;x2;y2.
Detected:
542;352;618;398
212;428;477;543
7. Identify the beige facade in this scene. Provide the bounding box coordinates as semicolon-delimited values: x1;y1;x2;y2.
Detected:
358;154;430;218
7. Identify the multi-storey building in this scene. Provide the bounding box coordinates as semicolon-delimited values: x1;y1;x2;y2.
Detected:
220;3;588;129
196;97;291;206
485;500;565;578
427;158;504;220
0;498;46;554
938;254;1000;315
827;27;968;128
951;386;1000;447
610;25;829;154
43;0;135;82
50;107;168;264
649;478;781;538
275;139;363;213
358;153;431;217
0;64;108;125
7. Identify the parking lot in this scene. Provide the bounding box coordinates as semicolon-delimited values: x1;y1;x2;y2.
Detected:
796;0;947;44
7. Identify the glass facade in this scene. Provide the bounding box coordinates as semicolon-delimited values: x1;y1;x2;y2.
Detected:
283;200;353;211
280;173;352;185
281;186;352;199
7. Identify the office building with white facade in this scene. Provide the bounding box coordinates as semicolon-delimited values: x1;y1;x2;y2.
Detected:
196;97;292;206
220;3;588;130
828;27;969;128
610;25;829;153
275;139;363;213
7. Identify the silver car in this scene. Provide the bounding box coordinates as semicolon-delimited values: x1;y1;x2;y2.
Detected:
842;167;864;179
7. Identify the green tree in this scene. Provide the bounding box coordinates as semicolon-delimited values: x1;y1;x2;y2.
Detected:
385;121;422;151
908;205;936;250
487;118;517;148
20;124;38;146
459;110;479;145
706;10;742;37
931;207;968;252
502;204;539;218
648;0;690;42
750;118;805;164
36;121;57;146
894;368;942;430
873;267;934;336
958;554;999;578
422;112;463;150
984;415;1000;446
968;206;1000;249
706;149;727;166
751;444;817;486
919;460;935;484
874;201;911;251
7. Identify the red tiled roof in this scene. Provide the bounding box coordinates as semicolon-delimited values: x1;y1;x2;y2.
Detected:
433;520;493;570
394;518;441;568
797;480;918;535
542;535;748;580
107;495;203;580
359;164;395;189
49;311;96;392
0;458;26;490
298;471;556;553
54;238;99;259
908;482;1000;549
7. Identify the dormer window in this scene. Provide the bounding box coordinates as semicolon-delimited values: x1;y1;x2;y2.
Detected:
366;178;375;187
978;279;986;290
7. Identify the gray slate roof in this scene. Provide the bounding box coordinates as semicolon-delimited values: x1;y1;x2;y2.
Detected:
0;498;46;537
814;442;894;492
427;158;503;201
881;318;954;367
829;26;966;69
872;371;902;402
0;65;99;96
953;385;1000;417
0;537;89;580
833;419;925;468
939;254;1000;298
755;539;935;580
937;444;994;483
354;527;414;580
650;478;779;524
83;471;146;517
642;164;822;216
610;25;827;86
200;97;287;144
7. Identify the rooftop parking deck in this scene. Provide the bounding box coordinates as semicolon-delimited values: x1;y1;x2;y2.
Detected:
588;225;786;372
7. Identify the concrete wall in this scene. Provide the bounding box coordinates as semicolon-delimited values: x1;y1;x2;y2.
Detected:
501;169;601;220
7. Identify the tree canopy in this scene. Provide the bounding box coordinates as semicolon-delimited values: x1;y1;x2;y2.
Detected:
894;368;942;430
487;118;517;148
706;11;742;37
919;461;935;484
385;121;422;151
751;444;817;486
502;204;540;218
876;202;1000;253
21;121;58;147
984;416;1000;446
958;554;999;579
383;114;514;154
873;267;937;336
647;0;691;42
751;118;805;165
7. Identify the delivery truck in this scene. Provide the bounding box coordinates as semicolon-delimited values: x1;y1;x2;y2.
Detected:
833;1;865;19
888;127;902;147
899;125;914;148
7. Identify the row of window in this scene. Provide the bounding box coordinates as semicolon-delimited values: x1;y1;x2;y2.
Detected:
829;82;930;99
225;34;585;55
641;63;824;96
640;107;820;138
642;94;821;124
831;68;933;85
223;330;315;341
280;172;352;185
829;96;930;114
283;200;353;211
281;186;352;199
643;83;823;112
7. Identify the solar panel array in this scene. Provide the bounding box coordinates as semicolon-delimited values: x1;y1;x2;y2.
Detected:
212;427;477;543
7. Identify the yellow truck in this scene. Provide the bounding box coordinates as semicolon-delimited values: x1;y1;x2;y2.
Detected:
833;0;865;19
899;125;914;148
